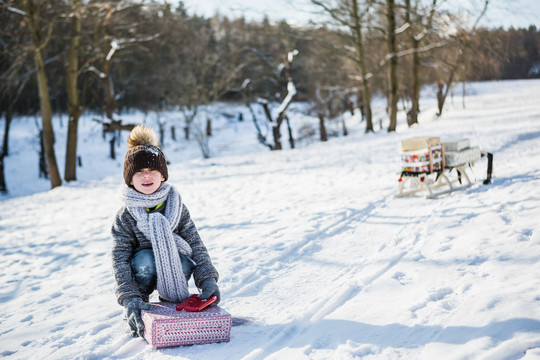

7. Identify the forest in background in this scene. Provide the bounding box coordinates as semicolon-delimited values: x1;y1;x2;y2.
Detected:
1;0;539;190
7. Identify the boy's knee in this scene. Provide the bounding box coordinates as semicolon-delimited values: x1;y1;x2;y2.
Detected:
131;249;157;292
134;265;156;281
135;270;156;293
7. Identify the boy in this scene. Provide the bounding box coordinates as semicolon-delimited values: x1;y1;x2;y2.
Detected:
111;125;220;337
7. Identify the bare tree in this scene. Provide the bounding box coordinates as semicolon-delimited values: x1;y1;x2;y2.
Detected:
312;0;376;133
312;86;355;141
83;2;159;158
402;0;438;125
386;0;399;132
64;0;82;181
435;0;489;117
1;3;36;192
1;1;52;192
18;0;62;188
160;14;249;157
84;3;158;122
314;87;331;142
252;49;298;150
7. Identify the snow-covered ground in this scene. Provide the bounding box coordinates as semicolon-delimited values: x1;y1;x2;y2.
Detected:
1;79;540;359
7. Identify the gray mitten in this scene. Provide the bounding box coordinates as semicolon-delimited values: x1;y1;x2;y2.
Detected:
199;278;220;305
123;296;152;337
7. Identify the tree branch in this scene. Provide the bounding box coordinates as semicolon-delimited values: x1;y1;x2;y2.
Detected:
472;0;489;30
364;40;448;80
3;3;26;16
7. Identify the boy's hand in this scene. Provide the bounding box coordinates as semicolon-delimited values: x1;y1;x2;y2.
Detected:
200;278;221;305
123;297;152;337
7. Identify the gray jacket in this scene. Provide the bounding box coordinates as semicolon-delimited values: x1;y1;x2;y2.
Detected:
111;203;219;305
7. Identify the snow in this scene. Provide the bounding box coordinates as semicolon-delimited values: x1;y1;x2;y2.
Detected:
2;79;540;359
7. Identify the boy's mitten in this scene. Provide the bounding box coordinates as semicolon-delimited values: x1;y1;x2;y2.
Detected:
200;278;221;305
123;296;152;337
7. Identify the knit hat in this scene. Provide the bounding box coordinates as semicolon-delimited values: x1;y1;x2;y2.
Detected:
123;125;168;186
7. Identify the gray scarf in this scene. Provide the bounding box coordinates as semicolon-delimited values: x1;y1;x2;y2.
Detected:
123;183;191;302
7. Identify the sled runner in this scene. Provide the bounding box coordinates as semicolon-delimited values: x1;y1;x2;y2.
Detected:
396;137;493;199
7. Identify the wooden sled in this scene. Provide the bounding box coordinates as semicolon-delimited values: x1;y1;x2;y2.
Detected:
396;138;493;199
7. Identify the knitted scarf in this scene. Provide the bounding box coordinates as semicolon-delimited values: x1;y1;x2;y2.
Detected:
123;183;192;303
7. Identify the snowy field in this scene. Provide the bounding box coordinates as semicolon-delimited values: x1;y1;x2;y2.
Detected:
1;79;540;359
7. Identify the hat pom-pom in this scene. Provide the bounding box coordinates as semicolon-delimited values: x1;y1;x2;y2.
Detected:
127;125;159;148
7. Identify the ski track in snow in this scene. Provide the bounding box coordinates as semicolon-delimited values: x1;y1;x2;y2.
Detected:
2;79;540;359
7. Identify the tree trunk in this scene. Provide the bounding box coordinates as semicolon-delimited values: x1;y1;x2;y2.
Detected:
2;106;13;157
160;124;165;146
65;117;79;181
26;0;62;189
318;113;328;142
286;116;295;149
342;119;348;136
386;0;398;132
437;67;456;116
36;52;62;189
408;38;420;126
0;152;6;193
65;3;82;182
39;131;48;178
272;125;282;150
436;81;444;116
109;135;116;159
206;118;212;137
405;0;420;126
0;108;7;192
104;74;116;120
351;0;373;133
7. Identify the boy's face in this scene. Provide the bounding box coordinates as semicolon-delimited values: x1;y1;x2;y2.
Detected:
130;168;165;194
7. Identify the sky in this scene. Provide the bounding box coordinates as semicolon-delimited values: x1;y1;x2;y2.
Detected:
177;0;540;29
